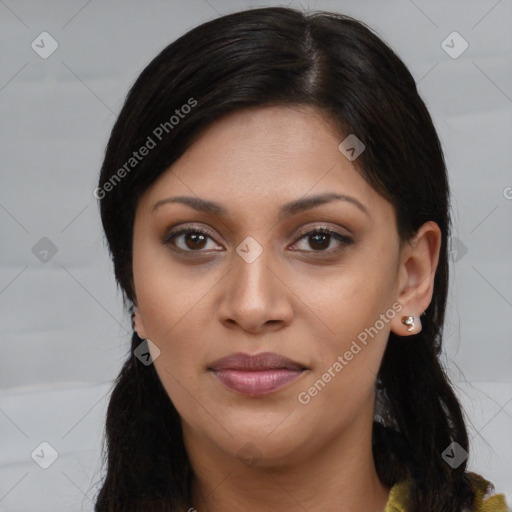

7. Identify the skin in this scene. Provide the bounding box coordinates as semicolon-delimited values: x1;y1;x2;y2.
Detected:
132;105;441;512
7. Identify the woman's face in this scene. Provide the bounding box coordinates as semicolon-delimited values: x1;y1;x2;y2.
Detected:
132;105;408;467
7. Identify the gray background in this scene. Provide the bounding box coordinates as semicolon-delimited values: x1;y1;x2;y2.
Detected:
1;0;511;510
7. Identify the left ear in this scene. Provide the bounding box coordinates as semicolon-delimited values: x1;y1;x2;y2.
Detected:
390;221;442;336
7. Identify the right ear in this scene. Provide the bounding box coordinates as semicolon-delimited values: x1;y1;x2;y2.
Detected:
133;306;148;339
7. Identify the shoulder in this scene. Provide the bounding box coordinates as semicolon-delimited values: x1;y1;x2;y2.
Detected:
383;473;510;512
465;472;510;512
383;478;409;512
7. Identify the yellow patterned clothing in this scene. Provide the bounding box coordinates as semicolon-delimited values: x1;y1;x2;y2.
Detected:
383;473;510;512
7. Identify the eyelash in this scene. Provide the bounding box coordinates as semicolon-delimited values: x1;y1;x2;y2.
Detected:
163;225;354;256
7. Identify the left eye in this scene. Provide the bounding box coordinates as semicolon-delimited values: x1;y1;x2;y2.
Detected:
291;227;353;253
164;226;353;254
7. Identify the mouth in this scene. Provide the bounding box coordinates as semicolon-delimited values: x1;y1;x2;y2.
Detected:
208;352;309;397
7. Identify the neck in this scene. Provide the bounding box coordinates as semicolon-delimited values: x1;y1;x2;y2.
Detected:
182;404;390;512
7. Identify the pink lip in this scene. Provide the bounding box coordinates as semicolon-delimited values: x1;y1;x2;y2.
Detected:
208;352;308;397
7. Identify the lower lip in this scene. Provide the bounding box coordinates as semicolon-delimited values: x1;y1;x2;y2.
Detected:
210;369;305;397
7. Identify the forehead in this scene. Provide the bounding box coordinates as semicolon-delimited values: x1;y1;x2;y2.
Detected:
138;105;392;223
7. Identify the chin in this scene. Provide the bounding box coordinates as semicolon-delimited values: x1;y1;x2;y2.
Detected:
225;425;310;462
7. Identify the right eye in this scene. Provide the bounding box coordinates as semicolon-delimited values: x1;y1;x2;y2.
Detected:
163;226;224;253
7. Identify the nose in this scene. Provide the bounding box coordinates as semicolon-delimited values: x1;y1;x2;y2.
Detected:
216;246;294;335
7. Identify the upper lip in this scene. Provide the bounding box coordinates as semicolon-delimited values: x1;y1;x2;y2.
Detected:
208;352;307;372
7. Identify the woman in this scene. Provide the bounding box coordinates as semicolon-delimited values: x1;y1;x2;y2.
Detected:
93;6;509;512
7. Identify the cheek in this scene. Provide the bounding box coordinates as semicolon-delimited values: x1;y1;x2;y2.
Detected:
132;229;199;389
295;290;392;430
132;225;213;345
293;251;397;402
135;276;213;419
296;250;396;350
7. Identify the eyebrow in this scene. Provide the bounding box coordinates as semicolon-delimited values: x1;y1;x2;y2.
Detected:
152;192;370;220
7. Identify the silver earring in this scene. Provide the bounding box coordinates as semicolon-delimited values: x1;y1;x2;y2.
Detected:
401;316;415;332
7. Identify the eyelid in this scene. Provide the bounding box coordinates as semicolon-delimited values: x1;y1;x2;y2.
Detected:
293;224;353;242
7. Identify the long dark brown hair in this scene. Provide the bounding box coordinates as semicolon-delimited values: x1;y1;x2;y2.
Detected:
93;7;480;511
